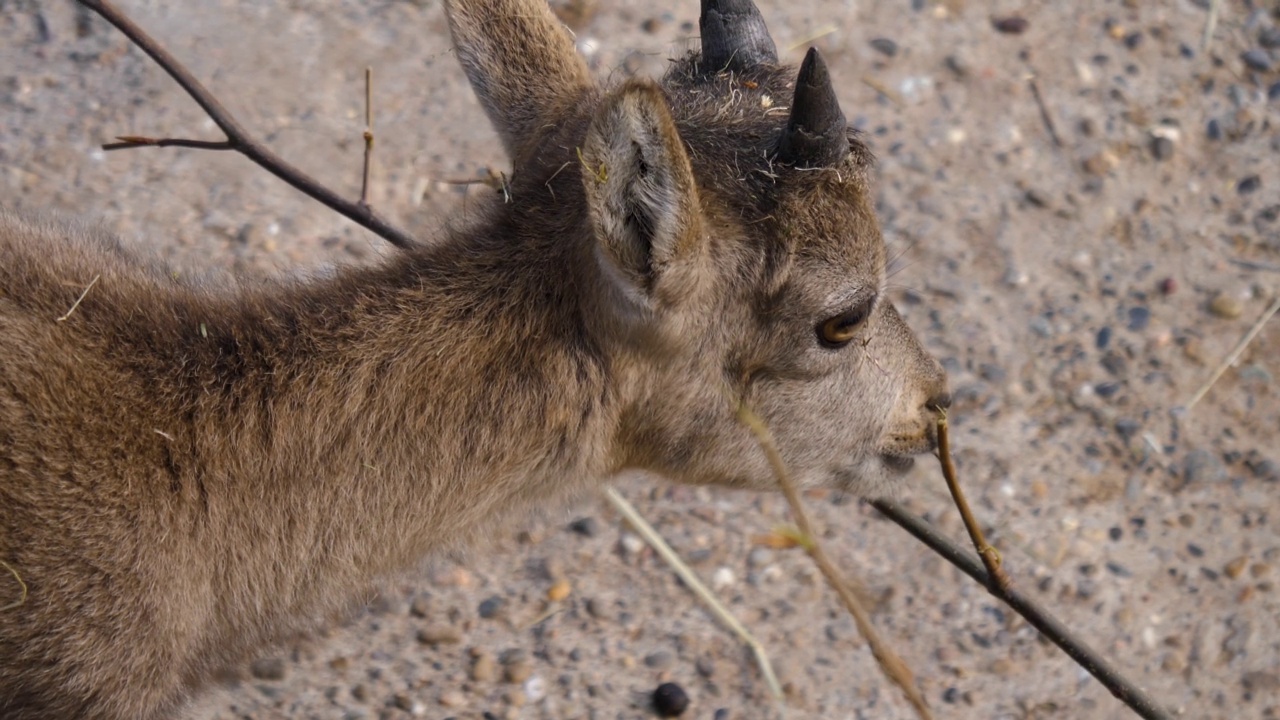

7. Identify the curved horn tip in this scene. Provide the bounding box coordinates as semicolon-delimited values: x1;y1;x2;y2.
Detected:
775;47;849;168
699;0;779;73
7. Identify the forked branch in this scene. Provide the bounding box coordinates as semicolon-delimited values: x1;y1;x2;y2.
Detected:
76;0;418;251
870;499;1174;720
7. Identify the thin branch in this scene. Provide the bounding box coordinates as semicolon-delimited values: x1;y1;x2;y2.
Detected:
103;136;233;152
360;66;374;209
1185;294;1280;411
76;0;418;251
601;487;785;705
735;402;934;720
871;499;1175;720
1027;76;1064;148
936;413;1011;591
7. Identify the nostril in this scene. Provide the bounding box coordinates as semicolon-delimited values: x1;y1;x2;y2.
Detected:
926;392;952;412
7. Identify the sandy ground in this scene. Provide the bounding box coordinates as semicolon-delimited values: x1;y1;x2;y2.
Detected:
3;0;1279;718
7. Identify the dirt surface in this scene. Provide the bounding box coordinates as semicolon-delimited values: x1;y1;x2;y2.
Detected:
3;1;1279;719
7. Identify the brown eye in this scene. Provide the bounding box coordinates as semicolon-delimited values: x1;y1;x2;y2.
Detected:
817;302;873;348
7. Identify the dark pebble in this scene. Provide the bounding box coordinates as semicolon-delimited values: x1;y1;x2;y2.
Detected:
1025;188;1050;207
1179;43;1195;59
714;710;731;720
869;37;898;57
568;516;599;537
478;595;506;619
1114;418;1141;439
1269;81;1280;102
1159;277;1177;295
1239;175;1262;196
1242;49;1275;72
1096;326;1112;350
1109;526;1123;541
249;657;287;681
1262;27;1280;49
1187;543;1205;558
1127;306;1150;331
1095;382;1120;398
942;687;961;704
978;363;1006;383
653;682;690;717
1106;561;1132;578
992;15;1028;34
1150;135;1174;161
1123;31;1143;49
1247;458;1280;482
1206;118;1222;141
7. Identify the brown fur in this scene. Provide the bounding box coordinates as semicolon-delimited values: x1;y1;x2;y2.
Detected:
0;1;948;717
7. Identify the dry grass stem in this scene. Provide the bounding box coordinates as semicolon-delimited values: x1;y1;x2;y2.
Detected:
56;274;100;323
360;66;374;209
860;75;904;107
0;560;27;612
601;487;785;705
936;412;1011;592
1027;76;1064;148
1185;294;1280;411
1201;0;1222;51
734;402;934;720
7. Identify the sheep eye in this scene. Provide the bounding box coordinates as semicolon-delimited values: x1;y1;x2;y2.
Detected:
816;301;873;349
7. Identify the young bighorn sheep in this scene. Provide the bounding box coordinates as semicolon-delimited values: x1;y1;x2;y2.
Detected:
0;0;949;717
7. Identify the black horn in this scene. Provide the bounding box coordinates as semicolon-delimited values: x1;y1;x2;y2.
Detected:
699;0;778;73
775;48;848;168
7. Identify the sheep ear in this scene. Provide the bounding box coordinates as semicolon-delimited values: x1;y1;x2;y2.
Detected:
444;0;592;163
580;80;700;300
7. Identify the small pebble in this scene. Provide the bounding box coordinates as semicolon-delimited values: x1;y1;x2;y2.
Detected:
503;659;534;684
1209;293;1244;319
1262;27;1280;49
547;579;572;602
1096;326;1112;350
1225;557;1249;580
409;595;432;618
249;657;287;681
1024;188;1050;208
1159;277;1177;295
1150;135;1174;161
471;653;498;682
652;682;690;717
417;624;463;646
992;15;1028;34
869;37;898;57
1238;175;1262;196
478;595;506;619
1206;118;1223;141
1242;49;1275;72
568;516;599;536
1127;306;1150;331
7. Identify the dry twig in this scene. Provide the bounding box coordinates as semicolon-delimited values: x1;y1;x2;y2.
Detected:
601;487;785;705
77;0;418;250
735;402;933;720
1027;76;1064;148
935;412;1011;591
1185;295;1280;411
872;499;1175;720
360;67;374;209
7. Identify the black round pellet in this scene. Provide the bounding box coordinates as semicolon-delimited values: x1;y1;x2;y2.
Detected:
652;682;690;717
